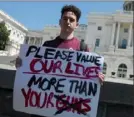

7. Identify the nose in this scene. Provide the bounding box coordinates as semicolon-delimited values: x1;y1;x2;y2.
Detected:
67;19;70;24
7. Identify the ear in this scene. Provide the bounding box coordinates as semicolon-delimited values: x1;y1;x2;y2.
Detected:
75;22;79;29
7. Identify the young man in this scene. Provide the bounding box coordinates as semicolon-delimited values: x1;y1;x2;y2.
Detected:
16;5;104;117
42;5;88;51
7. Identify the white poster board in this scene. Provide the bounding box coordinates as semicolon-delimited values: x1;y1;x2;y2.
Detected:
13;44;104;117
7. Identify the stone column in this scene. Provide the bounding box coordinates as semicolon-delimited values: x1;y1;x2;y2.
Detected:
110;22;116;47
127;23;132;48
115;22;120;48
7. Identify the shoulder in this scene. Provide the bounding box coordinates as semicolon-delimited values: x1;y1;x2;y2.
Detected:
72;37;90;52
73;37;81;46
42;36;59;47
73;37;80;42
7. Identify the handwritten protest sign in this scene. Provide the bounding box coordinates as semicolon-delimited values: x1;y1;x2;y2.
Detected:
13;44;104;117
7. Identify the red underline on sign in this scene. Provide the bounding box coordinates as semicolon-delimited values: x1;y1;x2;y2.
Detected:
23;72;96;80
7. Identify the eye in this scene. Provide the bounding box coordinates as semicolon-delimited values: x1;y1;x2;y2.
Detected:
62;17;75;22
63;17;68;21
70;18;75;22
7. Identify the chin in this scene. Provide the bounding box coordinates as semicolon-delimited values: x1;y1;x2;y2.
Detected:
66;28;74;33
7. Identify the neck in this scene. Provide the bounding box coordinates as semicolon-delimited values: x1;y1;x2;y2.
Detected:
59;31;74;40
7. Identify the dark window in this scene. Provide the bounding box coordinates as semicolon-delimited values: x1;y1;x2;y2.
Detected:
121;39;127;49
124;28;128;33
117;64;127;78
29;37;35;45
98;26;102;30
103;63;107;75
25;37;29;44
95;38;100;47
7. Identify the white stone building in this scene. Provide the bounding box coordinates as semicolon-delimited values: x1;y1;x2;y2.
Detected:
85;10;133;84
0;10;28;56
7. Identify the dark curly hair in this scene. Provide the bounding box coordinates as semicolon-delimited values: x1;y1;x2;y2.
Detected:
61;5;81;22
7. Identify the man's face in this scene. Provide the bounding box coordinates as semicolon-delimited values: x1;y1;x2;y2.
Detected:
59;11;79;33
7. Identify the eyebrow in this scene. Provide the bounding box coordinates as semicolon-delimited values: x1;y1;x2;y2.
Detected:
63;15;75;19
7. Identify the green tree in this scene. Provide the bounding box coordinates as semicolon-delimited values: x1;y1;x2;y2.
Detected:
0;21;10;50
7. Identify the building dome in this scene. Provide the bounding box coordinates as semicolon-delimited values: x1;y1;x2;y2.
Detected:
123;1;134;11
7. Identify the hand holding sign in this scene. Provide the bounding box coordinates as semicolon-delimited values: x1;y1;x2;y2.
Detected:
13;44;104;117
15;56;22;68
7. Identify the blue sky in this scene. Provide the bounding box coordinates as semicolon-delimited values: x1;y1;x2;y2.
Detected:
0;1;124;30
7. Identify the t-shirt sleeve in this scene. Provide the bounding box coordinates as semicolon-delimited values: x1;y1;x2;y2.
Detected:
42;41;48;46
42;36;62;48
